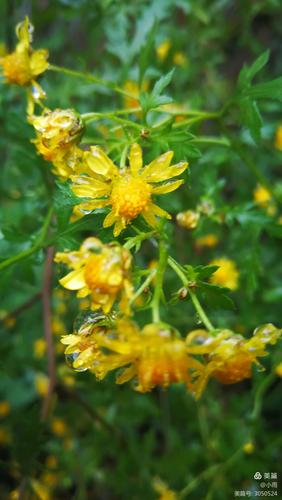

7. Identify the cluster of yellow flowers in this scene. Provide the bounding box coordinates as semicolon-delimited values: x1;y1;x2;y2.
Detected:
2;17;281;399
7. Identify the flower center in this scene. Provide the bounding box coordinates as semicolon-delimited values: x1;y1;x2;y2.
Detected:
84;253;123;293
110;174;151;220
2;52;32;86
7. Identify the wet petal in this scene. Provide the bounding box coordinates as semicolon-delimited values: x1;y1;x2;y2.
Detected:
129;143;143;175
152;179;184;194
86;146;119;177
59;269;86;290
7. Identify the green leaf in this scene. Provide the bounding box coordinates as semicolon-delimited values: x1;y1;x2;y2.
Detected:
243;77;282;101
140;69;175;115
239;97;263;142
238;50;270;88
198;282;235;310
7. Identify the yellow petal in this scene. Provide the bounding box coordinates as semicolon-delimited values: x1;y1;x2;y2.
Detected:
71;176;110;197
103;210;117;228
61;335;81;345
16;17;33;51
59;269;86;290
113;217;127;237
148;202;171;219
129;143;143;175
116;364;136;384
86;146;119;177
30;49;49;76
76;286;90;298
152;179;184;194
142;151;173;180
73;199;110;218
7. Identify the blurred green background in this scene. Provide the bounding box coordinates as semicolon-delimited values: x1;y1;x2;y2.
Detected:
0;1;281;499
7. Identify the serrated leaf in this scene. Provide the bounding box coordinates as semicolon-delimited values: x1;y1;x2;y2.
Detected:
198;282;235;310
152;69;175;97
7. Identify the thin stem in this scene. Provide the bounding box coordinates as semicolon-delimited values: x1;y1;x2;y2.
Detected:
168;257;215;331
41;247;56;421
152;239;168;323
130;270;156;305
173;112;222;129
0;205;54;272
49;64;137;99
190;136;230;147
179;447;243;499
250;371;276;422
120;144;129;168
82;111;142;130
82;107;141;121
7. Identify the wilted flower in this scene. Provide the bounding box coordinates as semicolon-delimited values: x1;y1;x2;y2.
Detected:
0;17;49;112
186;324;281;398
176;210;200;229
71;143;188;236
55;237;133;313
29;108;85;179
209;257;239;290
91;319;203;392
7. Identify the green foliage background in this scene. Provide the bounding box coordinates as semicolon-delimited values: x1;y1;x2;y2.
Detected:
0;0;281;498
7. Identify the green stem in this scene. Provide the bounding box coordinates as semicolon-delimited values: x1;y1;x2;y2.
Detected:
0;206;54;272
152;239;168;323
130;270;156;305
120;145;129;168
49;64;136;99
250;371;276;422
82;108;141;121
82;111;142;130
168;257;214;332
190;136;230;147
173;112;222;129
179;447;243;499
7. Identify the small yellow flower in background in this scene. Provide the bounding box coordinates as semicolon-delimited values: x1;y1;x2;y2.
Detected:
123;80;148;109
52;318;65;335
45;455;58;469
29;108;85;179
209;257;239;290
0;17;49;113
41;472;59;488
30;479;50;500
194;234;219;249
0;401;10;418
55;237;133;314
90;319;203;392
51;417;68;436
35;373;49;397
186;324;281;398
176;210;200;229
0;427;10;446
2;315;16;329
33;338;46;358
243;442;254;454
156;40;171;62
173;51;187;67
153;477;177;500
253;184;276;216
275;362;282;377
71;143;188;236
274;125;282;150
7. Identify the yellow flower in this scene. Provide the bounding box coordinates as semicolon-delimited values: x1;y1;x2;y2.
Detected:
0;17;49;112
91;320;203;392
55;237;133;313
153;478;177;500
253;184;276;216
123;80;148;109
243;442;254;454
0;427;10;446
52;318;65;335
0;401;10;418
71;143;188;236
275;362;282;377
176;210;200;229
33;339;46;358
51;418;67;436
61;311;108;372
35;374;49;397
209;257;239;290
194;234;219;249
29;108;85;179
274;125;282;150
186;324;281;398
156;40;171;62
173;51;187;66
